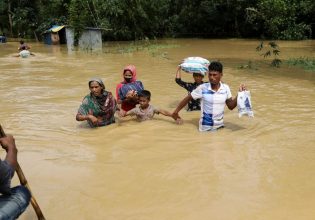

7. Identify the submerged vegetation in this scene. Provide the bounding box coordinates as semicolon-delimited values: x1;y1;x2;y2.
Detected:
103;40;179;59
256;41;282;67
238;41;281;69
286;57;315;72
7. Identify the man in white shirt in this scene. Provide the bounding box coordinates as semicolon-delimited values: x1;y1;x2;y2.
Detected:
172;61;246;131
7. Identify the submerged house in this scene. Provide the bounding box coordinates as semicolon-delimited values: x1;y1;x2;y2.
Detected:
42;25;102;50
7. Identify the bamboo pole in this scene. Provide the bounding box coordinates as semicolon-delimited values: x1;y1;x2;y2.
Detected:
0;125;45;220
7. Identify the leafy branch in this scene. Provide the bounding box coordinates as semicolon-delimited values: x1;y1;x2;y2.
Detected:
256;41;282;67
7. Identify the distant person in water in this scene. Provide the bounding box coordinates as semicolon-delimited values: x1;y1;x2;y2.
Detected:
175;66;204;111
15;40;35;57
120;90;181;123
18;40;31;51
116;65;144;112
76;78;117;128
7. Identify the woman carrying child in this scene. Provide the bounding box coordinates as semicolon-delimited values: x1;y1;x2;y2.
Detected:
116;65;144;112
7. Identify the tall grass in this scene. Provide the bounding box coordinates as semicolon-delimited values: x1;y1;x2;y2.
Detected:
286;57;315;72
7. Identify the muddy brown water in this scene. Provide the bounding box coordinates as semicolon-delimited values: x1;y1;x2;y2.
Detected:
1;39;315;220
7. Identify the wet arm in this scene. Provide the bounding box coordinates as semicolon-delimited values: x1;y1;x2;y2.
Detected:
158;109;173;117
226;97;237;110
226;84;246;110
175;66;181;79
172;94;192;119
0;135;18;170
76;113;90;121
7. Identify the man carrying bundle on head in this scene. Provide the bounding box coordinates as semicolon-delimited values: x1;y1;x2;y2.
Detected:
173;61;247;132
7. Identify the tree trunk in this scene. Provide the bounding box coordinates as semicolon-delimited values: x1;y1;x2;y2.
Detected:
8;1;13;37
34;31;39;42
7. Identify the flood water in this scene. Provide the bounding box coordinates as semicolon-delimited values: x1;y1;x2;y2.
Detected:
1;39;315;220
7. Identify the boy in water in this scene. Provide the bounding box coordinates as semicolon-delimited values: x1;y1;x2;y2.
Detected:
120;90;181;123
175;66;205;111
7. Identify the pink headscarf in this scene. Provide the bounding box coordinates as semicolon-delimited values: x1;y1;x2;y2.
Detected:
116;65;137;99
122;65;137;83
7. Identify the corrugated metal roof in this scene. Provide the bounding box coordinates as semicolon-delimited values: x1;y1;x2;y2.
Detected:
50;25;65;32
43;25;65;34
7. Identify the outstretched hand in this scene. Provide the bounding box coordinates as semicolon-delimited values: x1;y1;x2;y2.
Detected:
118;110;127;117
175;117;183;125
172;112;180;120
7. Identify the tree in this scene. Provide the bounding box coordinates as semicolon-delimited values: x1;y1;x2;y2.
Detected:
246;0;312;40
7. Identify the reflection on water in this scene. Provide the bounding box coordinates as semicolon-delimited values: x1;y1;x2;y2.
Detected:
1;39;315;220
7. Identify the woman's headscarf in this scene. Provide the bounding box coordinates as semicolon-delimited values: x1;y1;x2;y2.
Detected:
122;65;137;83
116;65;137;99
89;77;105;90
78;78;116;127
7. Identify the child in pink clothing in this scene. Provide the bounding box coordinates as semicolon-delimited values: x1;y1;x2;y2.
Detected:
120;90;181;123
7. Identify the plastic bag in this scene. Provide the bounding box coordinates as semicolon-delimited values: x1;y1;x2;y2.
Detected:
19;50;30;58
180;56;210;75
237;90;254;117
183;57;210;66
180;62;208;75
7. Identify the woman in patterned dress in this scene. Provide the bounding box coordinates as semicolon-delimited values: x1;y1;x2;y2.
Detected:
76;78;117;127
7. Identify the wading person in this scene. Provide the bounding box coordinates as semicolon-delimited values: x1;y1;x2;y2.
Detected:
175;65;205;111
172;61;246;131
18;40;31;51
116;65;144;112
76;78;117;128
15;40;35;57
0;134;31;219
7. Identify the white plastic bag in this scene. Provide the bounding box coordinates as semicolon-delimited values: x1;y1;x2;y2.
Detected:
180;62;208;75
180;56;210;75
19;50;30;58
237;90;254;117
183;57;210;66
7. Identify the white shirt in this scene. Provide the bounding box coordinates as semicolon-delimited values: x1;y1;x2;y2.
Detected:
191;82;232;131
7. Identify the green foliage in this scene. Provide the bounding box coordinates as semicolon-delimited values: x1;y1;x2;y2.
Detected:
286;57;315;72
0;0;314;40
36;0;69;34
256;41;282;67
68;0;91;45
246;0;313;40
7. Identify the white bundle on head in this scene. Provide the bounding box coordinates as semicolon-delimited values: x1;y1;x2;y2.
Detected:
180;57;210;75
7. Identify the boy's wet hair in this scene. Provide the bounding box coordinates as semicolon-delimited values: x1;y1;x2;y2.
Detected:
193;72;204;77
208;61;223;73
139;90;151;100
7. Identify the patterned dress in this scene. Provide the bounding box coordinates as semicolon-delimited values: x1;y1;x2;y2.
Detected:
78;91;116;127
